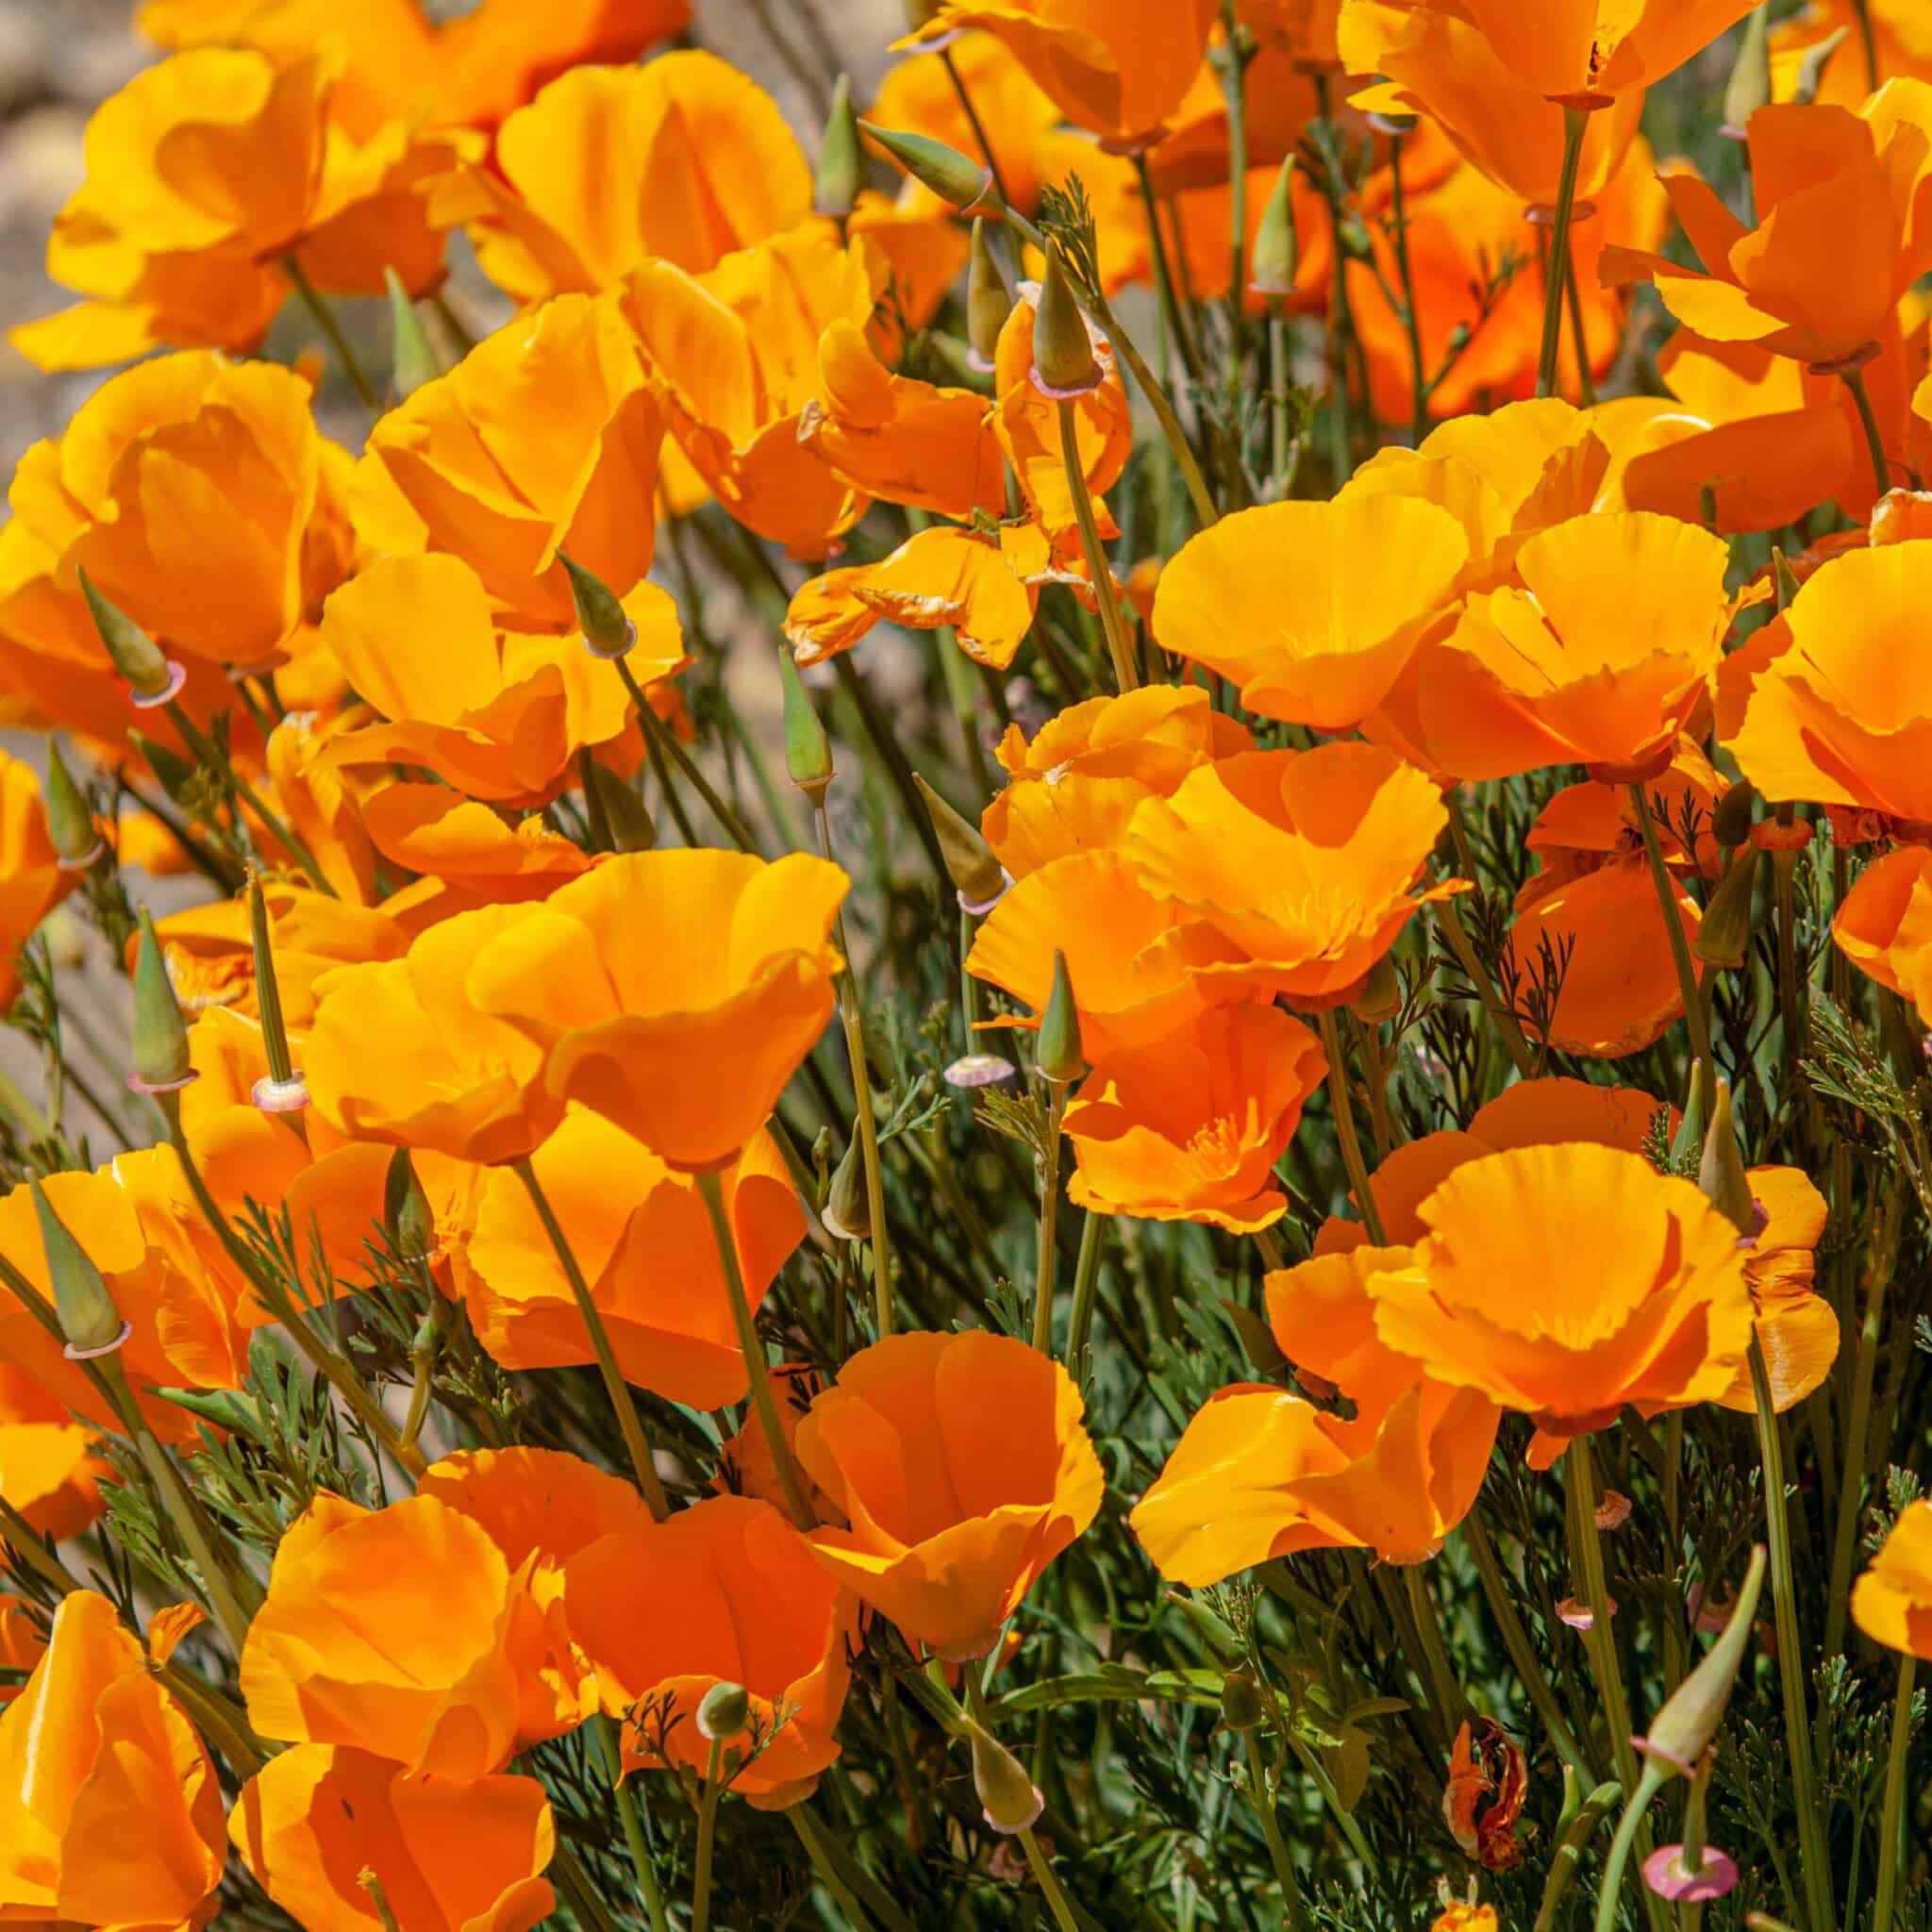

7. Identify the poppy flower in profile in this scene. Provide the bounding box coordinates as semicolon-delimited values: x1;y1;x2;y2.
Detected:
1713;1166;1840;1415
981;684;1255;878
0;1591;225;1928
1130;1247;1499;1581
1151;491;1469;731
241;1491;524;1779
1771;4;1932;108
1368;1143;1757;1466
898;0;1221;151
1835;844;1932;1023
463;1110;804;1406
1851;1498;1932;1657
468;850;847;1173
232;1743;557;1932
1062;1005;1327;1232
0;753;78;1013
565;1494;858;1807
795;1330;1104;1659
1123;742;1460;1008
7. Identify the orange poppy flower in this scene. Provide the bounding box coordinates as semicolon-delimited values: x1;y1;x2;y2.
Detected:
714;1362;841;1521
10;47;467;372
0;1591;225;1928
466;850;848;1173
0;754;77;1013
232;1743;558;1932
0;1595;45;1708
357;780;602;893
1062;1005;1327;1232
565;1494;858;1807
1387;511;1734;783
462;1111;803;1406
899;0;1220;150
306;901;564;1166
1367;1143;1757;1465
981;683;1255;878
1123;742;1460;1007
350;292;665;631
1601;91;1932;372
262;710;381;904
319;557;681;805
1850;1499;1932;1658
1714;1167;1839;1414
1241;0;1343;64
1772;4;1932;108
1130;1247;1499;1580
1152;491;1469;730
241;1490;523;1778
0;1366;105;1545
794;1329;1104;1659
1833;845;1932;1022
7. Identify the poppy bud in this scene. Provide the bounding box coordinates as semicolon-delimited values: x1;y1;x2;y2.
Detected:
1220;1668;1266;1732
75;566;181;706
248;871;307;1112
1636;1546;1766;1776
1770;546;1802;612
130;906;196;1094
1250;158;1300;298
1721;7;1771;136
1350;954;1401;1024
967;219;1012;370
1692;847;1762;972
585;758;657;853
43;738;102;870
1031;247;1100;398
158;1385;268;1439
557;551;637;660
911;773;1007;910
1038;950;1085;1086
858;123;996;212
780;646;835;802
1793;25;1848;106
697;1680;751;1743
384;266;439;402
1697;1079;1758;1239
128;728;196;806
1712;780;1756;850
1669;1059;1708;1170
384;1147;436;1266
822;1133;868;1242
816;75;861;218
33;1179;127;1358
964;1718;1045;1834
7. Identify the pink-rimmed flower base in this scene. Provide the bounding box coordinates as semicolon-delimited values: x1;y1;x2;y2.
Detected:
57;841;106;874
63;1319;133;1362
252;1073;310;1114
958;872;1014;919
1028;362;1103;402
982;1786;1045;1837
581;621;638;663
944;1053;1018;1091
1643;1845;1738;1902
128;660;189;709
127;1067;200;1096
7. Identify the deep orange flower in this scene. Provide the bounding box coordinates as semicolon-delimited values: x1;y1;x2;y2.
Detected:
1850;1499;1932;1658
0;753;77;1013
1715;1167;1839;1415
462;1111;803;1406
1367;1143;1757;1466
467;850;847;1173
11;47;466;371
565;1494;858;1807
0;1594;45;1707
1772;5;1932;108
241;1490;523;1778
1062;1005;1327;1232
357;780;601;895
232;1743;557;1932
0;1372;104;1546
0;1591;225;1927
796;1330;1104;1659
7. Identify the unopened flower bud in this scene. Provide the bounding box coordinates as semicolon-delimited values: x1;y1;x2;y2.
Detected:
858;122;996;211
1793;25;1848;107
1712;780;1757;850
1037;949;1085;1086
964;1718;1044;1834
384;267;439;401
43;738;101;869
816;75;861;218
967;218;1012;369
822;1133;868;1241
33;1179;128;1357
1220;1668;1266;1732
130;906;196;1094
911;773;1007;910
384;1147;436;1266
697;1680;751;1742
1031;247;1100;397
1692;846;1761;972
1669;1058;1708;1169
1250;157;1300;297
557;552;637;660
1770;546;1803;612
1697;1079;1757;1239
780;646;835;802
1721;6;1771;136
77;566;181;705
1636;1546;1766;1775
1350;954;1401;1024
247;871;306;1111
585;758;657;852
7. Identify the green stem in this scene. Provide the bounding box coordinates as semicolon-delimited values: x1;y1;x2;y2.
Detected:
1387;132;1428;445
1242;1729;1308;1930
1404;1557;1469;1735
1219;4;1251;400
941;46;1011;208
164;701;332;895
513;1158;669;1521
0;1491;82;1594
1874;1652;1916;1929
1018;1827;1081;1932
1629;782;1715;1117
283;254;380;416
1536;109;1590;399
1563;241;1597;408
691;1733;725;1932
1845;366;1892;504
1348;1010;1398;1160
1316;1008;1386;1244
789;1804;875;1928
1064;1210;1108;1379
1565;1440;1645;1837
695;1166;816;1530
1592;1761;1667;1932
1033;1082;1072;1353
618;659;762;856
1534;1777;1623;1932
597;1711;671;1932
1132;155;1204;385
1056;397;1139;694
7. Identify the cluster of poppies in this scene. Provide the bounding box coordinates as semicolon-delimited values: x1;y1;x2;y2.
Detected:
1;1;1931;1929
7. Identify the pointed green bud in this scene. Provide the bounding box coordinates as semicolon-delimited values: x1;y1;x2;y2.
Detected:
816;75;861;218
129;728;196;806
247;871;305;1108
1693;847;1762;972
1031;245;1099;397
1723;7;1772;134
1669;1059;1708;1170
384;267;440;401
911;774;1007;910
76;566;177;703
1349;953;1401;1024
1793;25;1848;107
780;647;835;802
1037;949;1085;1086
1771;546;1803;613
585;760;656;853
384;1147;436;1266
696;1680;751;1743
1637;1545;1767;1776
963;1717;1043;1834
1712;779;1757;851
858;122;996;212
158;1385;268;1441
821;1131;867;1242
1220;1668;1267;1733
557;552;637;660
967;218;1012;368
33;1179;126;1357
43;738;101;869
130;905;195;1094
1251;157;1300;297
1698;1078;1758;1238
